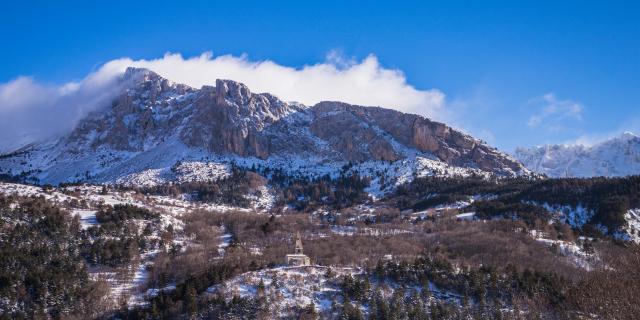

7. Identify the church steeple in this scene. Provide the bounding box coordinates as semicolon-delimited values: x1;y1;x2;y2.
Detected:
294;231;304;254
286;231;310;266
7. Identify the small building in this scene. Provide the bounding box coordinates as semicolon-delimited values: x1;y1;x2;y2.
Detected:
285;232;310;266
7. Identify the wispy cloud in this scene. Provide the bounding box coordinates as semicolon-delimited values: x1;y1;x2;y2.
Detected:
527;93;583;128
566;116;640;146
0;51;446;153
0;70;124;153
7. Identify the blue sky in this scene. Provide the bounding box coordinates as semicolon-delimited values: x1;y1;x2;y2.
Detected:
1;0;639;151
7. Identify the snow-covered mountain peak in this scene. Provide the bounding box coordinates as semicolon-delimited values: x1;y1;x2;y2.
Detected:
515;133;640;177
122;66;158;81
120;67;186;93
619;131;638;142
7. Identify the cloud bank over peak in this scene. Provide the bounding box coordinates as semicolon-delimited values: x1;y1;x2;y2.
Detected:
0;52;445;153
107;51;445;114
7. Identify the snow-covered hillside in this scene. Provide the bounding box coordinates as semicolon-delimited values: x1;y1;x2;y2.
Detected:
514;132;640;177
0;181;273;308
0;181;273;215
206;265;469;319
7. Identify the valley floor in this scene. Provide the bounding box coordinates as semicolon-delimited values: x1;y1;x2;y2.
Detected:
1;179;640;319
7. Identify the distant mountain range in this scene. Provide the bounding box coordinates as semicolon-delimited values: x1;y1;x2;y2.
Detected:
514;132;640;178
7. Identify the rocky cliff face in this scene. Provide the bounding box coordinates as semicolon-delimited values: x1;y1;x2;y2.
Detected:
0;67;528;184
67;68;303;158
306;102;523;173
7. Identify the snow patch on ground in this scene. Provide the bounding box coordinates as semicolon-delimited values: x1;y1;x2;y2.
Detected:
330;225;413;237
207;266;360;317
621;208;640;243
71;209;98;229
217;227;233;256
529;230;597;270
530;202;594;229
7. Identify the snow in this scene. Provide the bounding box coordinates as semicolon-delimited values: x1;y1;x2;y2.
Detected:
206;265;468;318
127;261;152;306
435;199;473;211
0;181;271;231
172;161;231;183
455;212;476;220
518;201;640;243
515;131;640;177
115;169;167;187
620;208;640;243
0;182;74;203
145;284;176;298
330;225;357;236
0;181;253;309
207;266;361;316
330;225;412;237
1;138;509;201
529;230;597;270
536;202;594;229
245;185;276;211
218;227;233;256
94;260;152;307
71;209;98;229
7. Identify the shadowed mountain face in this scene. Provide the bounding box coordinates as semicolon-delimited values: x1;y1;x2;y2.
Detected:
0;67;526;184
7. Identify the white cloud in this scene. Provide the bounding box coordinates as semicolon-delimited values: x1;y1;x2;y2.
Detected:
0;51;445;153
0;70;124;153
527;93;583;128
104;51;445;115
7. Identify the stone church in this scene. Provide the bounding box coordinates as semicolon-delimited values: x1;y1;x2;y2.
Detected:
285;232;310;266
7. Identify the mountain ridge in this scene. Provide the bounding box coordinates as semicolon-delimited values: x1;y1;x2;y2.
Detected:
0;67;528;188
514;132;640;178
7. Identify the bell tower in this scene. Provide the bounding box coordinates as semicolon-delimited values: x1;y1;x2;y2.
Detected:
294;231;304;254
286;231;311;266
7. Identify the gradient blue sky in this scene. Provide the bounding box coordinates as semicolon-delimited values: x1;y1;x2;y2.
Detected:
1;0;638;151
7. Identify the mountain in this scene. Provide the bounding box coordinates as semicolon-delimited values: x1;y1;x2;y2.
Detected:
514;132;640;178
0;67;527;189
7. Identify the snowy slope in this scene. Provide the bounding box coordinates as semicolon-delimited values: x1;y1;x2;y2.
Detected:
206;265;465;319
514;132;640;177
